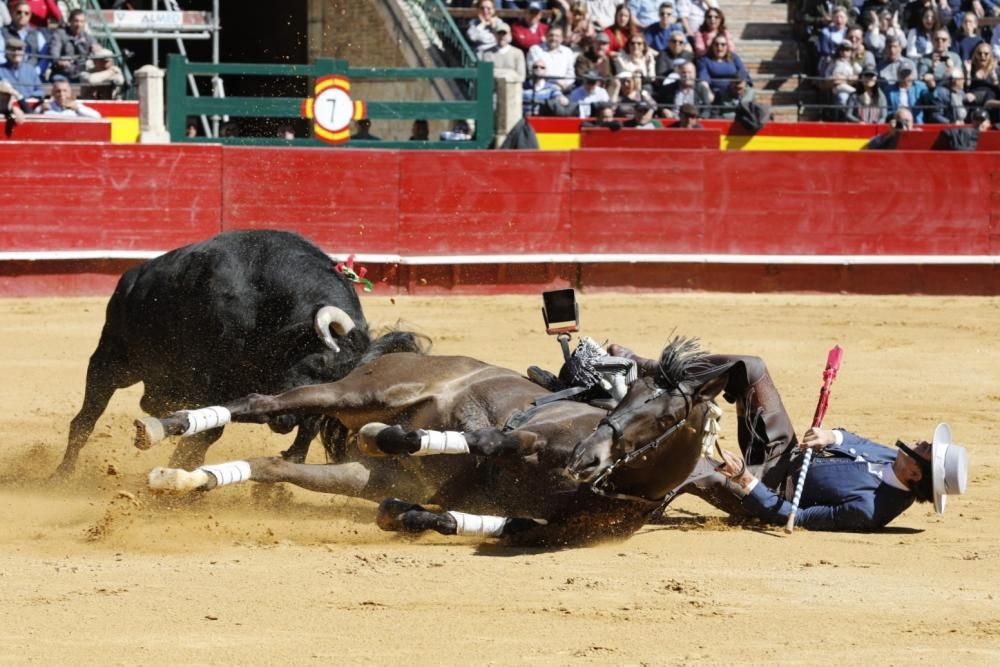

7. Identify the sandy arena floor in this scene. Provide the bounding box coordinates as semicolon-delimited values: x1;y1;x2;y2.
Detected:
0;292;998;665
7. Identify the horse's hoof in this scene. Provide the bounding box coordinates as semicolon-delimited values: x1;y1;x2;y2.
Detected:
358;423;391;457
375;497;425;532
134;418;165;450
147;467;211;494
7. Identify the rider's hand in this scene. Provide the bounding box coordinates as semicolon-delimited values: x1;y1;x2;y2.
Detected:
716;448;756;493
800;427;836;451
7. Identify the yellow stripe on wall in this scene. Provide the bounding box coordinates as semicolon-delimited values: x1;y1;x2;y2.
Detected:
110;117;141;144
719;136;870;151
537;132;581;151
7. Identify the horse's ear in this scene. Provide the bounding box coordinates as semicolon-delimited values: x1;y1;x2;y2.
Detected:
693;373;728;402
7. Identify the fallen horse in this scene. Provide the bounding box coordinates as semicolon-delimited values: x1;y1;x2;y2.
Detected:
137;338;729;547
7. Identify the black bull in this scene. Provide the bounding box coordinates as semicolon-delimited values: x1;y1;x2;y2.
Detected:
58;230;415;476
140;340;731;547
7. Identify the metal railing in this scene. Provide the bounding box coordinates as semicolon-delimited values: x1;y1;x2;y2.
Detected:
400;0;477;71
166;54;496;148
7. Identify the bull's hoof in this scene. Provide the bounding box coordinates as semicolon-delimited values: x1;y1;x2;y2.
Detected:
358;423;391;457
148;467;211;494
134;417;166;450
375;497;425;532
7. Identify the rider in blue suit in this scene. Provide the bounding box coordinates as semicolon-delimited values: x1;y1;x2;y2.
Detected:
735;428;920;531
607;346;968;532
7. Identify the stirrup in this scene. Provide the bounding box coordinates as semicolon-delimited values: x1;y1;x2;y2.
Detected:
527;365;564;392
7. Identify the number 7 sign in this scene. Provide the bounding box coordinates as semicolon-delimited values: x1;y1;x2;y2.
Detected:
301;76;367;144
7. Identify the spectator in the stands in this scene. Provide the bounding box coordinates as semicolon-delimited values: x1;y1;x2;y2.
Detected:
918;29;961;89
676;0;718;38
665;60;711;115
967;43;999;111
969;107;992;131
954;12;984;63
512;1;549;52
0;37;42;99
409;119;430;140
527;24;576;90
864;8;905;59
628;0;664;27
697;34;752;98
847;25;877;70
604;3;638;53
655;28;693;84
575;32;614;79
467;0;506;58
609;69;656;113
845;66;889;122
886;62;930;121
668;102;703;126
350;117;381;140
80;47;124;99
49;9;95;82
34;75;101;118
826;41;860;108
17;0;60;29
440;119;474;141
644;2;684;51
901;0;949;31
712;75;754;117
484;22;526;81
614;32;657;80
568;69;610;114
817;6;851;72
4;2;47;79
905;8;940;58
927;70;974;121
564;0;597;51
587;0;619;29
800;0;856;40
692;7;733;58
580;101;622;127
523;60;562;113
877;34;916;85
864;106;913;148
624;99;657;125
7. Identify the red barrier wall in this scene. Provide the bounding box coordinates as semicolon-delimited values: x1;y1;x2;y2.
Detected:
1;143;998;296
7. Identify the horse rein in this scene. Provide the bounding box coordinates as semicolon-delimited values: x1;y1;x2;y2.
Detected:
588;383;694;504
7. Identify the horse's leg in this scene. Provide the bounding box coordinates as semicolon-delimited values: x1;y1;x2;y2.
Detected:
149;456;430;503
375;498;545;538
148;457;372;497
359;424;542;458
134;384;348;450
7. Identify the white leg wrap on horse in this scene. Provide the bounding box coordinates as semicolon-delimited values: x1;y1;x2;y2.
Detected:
198;460;252;487
181;406;231;436
412;430;470;456
447;511;508;537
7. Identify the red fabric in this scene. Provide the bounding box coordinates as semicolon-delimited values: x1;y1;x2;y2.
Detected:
511;20;548;52
604;26;634;54
12;0;62;28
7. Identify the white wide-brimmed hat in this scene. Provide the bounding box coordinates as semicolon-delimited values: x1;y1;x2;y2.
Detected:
932;422;968;514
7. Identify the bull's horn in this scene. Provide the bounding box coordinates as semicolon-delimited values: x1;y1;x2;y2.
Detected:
314;306;356;352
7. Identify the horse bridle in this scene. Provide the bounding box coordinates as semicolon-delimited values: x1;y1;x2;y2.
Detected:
589;380;693;503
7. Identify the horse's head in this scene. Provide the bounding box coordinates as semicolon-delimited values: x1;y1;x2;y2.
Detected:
565;338;729;501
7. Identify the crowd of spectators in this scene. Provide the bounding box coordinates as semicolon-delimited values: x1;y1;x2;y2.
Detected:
794;0;1000;127
452;0;754;121
1;1;125;129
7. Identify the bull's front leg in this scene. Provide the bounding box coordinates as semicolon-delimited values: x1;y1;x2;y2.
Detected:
358;424;542;458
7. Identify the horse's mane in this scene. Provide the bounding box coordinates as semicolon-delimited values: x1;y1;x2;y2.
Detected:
361;324;432;365
655;336;711;389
